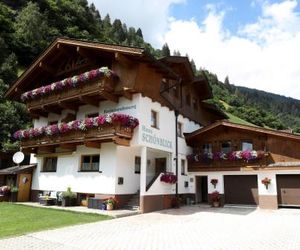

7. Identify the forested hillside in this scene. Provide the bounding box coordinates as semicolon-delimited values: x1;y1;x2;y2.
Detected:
0;0;300;152
204;71;300;132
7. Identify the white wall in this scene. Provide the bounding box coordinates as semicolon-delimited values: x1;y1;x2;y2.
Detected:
31;143;117;194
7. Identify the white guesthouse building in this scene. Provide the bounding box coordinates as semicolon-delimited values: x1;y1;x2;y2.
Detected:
6;38;224;212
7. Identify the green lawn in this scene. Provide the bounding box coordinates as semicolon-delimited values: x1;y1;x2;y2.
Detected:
0;203;111;239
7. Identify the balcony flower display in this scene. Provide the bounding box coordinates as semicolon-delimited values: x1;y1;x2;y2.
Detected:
187;150;265;163
21;67;117;102
160;172;177;184
14;113;139;140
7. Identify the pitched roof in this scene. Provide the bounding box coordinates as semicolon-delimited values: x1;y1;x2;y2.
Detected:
5;37;178;100
0;164;36;175
185;120;300;141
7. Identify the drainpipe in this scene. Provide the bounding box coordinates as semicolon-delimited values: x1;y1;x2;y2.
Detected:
175;109;179;198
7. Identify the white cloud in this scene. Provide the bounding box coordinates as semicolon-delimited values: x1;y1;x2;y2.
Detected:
87;0;185;47
164;0;300;99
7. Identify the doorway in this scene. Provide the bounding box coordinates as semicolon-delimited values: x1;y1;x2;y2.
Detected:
155;158;167;174
196;176;208;203
17;173;32;202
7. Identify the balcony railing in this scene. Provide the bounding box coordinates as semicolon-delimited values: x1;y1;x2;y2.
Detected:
21;67;118;114
14;113;139;151
187;150;269;171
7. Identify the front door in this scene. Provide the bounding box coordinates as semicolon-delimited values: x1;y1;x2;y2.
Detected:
17;173;32;202
155;158;166;174
196;176;208;203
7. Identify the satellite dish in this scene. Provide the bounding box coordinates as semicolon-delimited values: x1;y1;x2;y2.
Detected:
13;151;24;165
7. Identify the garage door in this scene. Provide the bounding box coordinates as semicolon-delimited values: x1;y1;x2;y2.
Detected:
277;175;300;207
224;175;258;205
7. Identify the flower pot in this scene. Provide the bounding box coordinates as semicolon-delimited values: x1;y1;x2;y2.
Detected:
62;197;77;207
106;203;113;211
212;201;220;207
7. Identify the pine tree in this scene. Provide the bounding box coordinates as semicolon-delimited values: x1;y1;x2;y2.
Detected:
161;43;170;57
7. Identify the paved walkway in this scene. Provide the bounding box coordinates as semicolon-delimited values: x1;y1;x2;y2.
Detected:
17;202;140;218
2;205;300;250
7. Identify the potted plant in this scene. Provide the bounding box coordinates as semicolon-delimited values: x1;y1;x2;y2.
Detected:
261;177;271;189
62;187;77;207
211;191;220;207
9;186;18;202
210;179;218;188
105;197;117;210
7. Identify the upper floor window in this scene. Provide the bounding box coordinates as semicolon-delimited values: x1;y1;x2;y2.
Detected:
242;141;253;151
43;157;57;172
221;141;231;154
181;159;186;175
186;93;191;106
81;155;100;172
177;122;183;137
202;143;212;153
193;98;198;110
134;156;141;174
151;110;158;128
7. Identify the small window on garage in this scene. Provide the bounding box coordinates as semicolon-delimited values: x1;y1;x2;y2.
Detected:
242;140;253;151
221;141;231;154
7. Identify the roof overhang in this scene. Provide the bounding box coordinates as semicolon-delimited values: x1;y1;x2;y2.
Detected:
0;164;36;175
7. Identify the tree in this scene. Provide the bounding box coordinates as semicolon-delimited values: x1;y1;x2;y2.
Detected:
161;43;170;57
136;28;143;38
173;50;181;56
13;2;49;65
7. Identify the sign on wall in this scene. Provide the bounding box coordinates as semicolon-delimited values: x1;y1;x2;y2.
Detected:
141;125;172;150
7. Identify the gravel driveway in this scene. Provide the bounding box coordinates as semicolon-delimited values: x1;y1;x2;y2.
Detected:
1;205;300;250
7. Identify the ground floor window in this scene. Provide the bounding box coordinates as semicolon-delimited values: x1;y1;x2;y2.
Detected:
181;159;186;175
135;156;141;174
43;157;57;172
81;155;100;172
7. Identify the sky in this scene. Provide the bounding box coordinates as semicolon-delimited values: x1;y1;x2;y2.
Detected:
88;0;300;99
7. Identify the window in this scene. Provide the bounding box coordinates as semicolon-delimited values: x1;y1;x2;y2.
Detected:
242;141;253;151
202;143;212;153
43;157;57;172
177;122;183;137
186;93;191;106
193;98;198;110
221;141;231;154
81;155;100;172
134;156;141;174
181;159;186;175
151;110;158;128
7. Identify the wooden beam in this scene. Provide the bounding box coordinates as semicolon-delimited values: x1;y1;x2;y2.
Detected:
37;146;55;154
123;89;133;100
39;62;56;75
56;43;73;57
76;46;93;60
84;141;101;149
115;52;134;66
79;96;99;107
42;105;61;115
28;108;48;118
114;137;130;146
58;101;78;111
100;91;118;103
59;144;77;151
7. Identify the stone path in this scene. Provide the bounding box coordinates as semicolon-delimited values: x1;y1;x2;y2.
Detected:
2;206;300;250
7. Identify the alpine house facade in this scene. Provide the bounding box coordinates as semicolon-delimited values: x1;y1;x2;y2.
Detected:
6;38;224;212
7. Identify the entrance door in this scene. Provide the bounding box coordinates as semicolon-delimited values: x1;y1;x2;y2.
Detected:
196;176;208;203
155;158;166;174
17;173;32;202
277;175;300;207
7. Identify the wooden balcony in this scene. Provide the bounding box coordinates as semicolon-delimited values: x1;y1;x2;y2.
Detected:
25;77;119;118
20;125;134;153
188;153;270;172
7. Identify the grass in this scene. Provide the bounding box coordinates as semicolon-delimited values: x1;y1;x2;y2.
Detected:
0;203;111;239
226;112;257;126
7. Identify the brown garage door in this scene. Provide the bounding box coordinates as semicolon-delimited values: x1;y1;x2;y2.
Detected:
277;175;300;207
224;175;258;205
